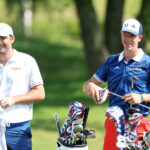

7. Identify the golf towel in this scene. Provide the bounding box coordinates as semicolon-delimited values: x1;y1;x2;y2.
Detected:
0;119;7;150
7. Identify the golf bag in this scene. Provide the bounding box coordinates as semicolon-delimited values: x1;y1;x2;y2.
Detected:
56;138;88;150
55;101;95;150
105;106;150;150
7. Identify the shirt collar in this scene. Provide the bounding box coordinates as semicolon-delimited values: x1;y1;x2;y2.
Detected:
118;48;144;62
0;49;17;67
9;49;18;62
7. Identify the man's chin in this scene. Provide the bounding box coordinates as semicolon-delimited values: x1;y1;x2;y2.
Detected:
0;50;6;54
125;46;133;51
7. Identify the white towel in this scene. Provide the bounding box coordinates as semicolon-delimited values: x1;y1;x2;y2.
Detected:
0;106;4;112
0;119;7;150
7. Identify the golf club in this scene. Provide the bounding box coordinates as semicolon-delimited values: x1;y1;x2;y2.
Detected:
109;90;150;110
73;124;83;133
131;76;139;92
82;129;96;138
130;76;139;108
109;91;124;99
83;107;89;130
54;113;62;137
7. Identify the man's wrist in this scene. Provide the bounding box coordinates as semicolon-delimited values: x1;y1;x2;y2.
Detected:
140;94;144;103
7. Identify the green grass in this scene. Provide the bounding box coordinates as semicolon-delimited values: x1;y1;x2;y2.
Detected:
31;105;107;150
13;34;109;150
13;31;150;149
8;0;149;149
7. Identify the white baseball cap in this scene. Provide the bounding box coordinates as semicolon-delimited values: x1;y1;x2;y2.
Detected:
121;18;143;35
0;23;13;37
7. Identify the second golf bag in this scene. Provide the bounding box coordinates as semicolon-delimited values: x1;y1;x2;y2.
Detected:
105;106;150;150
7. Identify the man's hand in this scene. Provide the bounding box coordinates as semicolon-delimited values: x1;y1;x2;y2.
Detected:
97;88;109;104
83;76;109;104
0;97;15;108
124;93;142;104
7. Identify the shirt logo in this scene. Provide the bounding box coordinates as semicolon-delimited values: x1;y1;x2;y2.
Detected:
132;67;142;71
115;66;120;69
11;67;21;70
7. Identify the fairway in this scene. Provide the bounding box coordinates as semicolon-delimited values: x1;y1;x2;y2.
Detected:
14;32;109;150
14;33;150;150
32;104;107;150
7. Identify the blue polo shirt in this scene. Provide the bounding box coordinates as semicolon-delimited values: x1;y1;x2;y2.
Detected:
94;49;150;116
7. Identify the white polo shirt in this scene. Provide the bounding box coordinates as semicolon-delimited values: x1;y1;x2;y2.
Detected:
0;49;43;123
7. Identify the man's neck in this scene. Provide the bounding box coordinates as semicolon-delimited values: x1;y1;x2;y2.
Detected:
0;48;13;66
124;48;139;63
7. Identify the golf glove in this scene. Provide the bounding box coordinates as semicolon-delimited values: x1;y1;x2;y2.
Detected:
97;88;109;104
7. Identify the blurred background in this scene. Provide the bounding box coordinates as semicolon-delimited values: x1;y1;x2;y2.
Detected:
1;0;150;149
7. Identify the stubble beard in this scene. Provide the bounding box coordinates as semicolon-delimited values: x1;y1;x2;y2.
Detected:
0;47;9;55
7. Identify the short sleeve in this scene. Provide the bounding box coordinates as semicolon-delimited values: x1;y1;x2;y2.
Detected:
94;57;110;83
27;57;43;88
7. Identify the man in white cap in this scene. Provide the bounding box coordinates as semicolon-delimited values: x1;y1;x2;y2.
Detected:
83;18;150;149
0;23;45;150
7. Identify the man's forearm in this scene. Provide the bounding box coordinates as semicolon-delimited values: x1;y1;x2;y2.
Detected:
13;85;45;105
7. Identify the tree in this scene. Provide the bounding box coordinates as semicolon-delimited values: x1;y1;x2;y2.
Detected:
137;0;150;51
6;0;33;37
74;0;109;75
19;0;33;37
105;0;124;54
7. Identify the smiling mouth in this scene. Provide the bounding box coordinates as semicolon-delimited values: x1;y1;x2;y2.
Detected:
126;44;132;47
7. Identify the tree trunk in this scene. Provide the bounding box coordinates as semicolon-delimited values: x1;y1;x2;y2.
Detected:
137;0;150;51
74;0;109;75
20;0;33;37
105;0;124;54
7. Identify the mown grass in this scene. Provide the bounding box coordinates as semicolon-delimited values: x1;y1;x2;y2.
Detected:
14;35;108;150
14;35;150;150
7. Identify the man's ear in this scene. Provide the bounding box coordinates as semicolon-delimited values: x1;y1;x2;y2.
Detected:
10;35;15;43
139;35;143;42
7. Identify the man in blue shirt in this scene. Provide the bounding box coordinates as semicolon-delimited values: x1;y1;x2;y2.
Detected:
83;18;150;150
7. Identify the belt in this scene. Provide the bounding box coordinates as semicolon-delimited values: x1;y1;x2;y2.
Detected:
6;121;30;128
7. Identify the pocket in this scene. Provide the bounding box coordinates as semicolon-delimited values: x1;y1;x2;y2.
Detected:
24;126;32;139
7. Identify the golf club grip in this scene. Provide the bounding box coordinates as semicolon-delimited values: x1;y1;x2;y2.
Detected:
83;107;89;130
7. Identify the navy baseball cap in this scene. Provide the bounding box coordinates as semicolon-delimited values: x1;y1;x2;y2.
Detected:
121;18;143;35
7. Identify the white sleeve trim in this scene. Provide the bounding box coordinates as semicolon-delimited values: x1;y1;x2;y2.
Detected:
93;74;104;83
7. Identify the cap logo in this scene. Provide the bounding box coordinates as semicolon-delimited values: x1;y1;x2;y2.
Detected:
131;25;135;28
125;24;128;27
